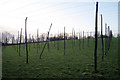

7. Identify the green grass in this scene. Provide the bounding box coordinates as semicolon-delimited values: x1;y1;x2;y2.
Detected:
2;38;119;78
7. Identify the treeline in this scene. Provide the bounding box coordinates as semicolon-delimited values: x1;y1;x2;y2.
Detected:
2;31;113;46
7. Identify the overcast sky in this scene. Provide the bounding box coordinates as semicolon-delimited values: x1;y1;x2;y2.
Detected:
0;0;119;38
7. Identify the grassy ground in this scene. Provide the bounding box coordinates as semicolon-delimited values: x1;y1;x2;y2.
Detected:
2;38;119;79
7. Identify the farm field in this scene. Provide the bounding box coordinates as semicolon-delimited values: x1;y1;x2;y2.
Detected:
2;38;119;79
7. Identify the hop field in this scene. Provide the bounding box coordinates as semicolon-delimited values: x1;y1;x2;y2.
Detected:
2;38;119;79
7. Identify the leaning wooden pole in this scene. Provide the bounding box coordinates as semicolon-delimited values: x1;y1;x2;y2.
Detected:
94;2;98;73
47;31;50;51
25;17;28;64
64;27;65;55
40;23;52;59
101;14;104;61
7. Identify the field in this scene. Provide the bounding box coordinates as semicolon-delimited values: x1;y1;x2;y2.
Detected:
2;38;119;79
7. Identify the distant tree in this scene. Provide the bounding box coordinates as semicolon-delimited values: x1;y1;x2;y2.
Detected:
32;35;34;43
40;34;45;41
2;32;12;45
28;34;32;43
109;30;113;38
12;35;15;44
93;31;100;38
117;33;120;38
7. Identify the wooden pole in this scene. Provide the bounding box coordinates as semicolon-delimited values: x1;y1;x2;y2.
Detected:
108;26;110;51
25;17;28;64
94;2;98;73
72;28;74;49
53;36;55;47
32;35;35;48
40;23;52;59
105;23;107;55
19;28;22;56
17;31;19;53
101;14;104;61
87;32;89;47
29;34;31;51
57;32;59;50
109;30;112;49
79;32;81;50
47;32;50;51
83;31;84;49
37;29;39;54
74;29;75;46
64;27;65;55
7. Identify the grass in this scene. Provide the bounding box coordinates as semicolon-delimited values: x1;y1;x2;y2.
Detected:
2;38;119;79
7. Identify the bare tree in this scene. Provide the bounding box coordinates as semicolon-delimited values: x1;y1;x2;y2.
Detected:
2;32;12;44
12;35;15;44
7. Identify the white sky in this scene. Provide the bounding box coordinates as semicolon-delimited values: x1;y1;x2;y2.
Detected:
0;0;119;38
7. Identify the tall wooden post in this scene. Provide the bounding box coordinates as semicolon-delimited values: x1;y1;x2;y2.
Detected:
25;17;28;64
37;29;39;53
19;28;22;56
105;23;107;55
29;34;31;51
64;27;65;55
94;2;98;73
101;14;104;61
79;32;81;50
57;33;59;50
54;36;55;47
83;31;84;49
87;32;89;47
72;28;74;49
108;26;110;51
74;29;75;46
17;31;19;53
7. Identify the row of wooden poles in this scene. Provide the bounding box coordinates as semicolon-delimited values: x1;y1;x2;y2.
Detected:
4;2;112;73
94;2;112;72
17;2;112;73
